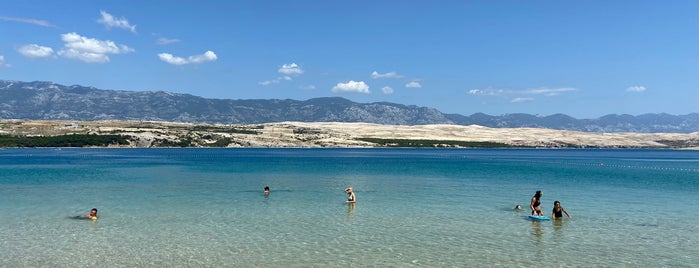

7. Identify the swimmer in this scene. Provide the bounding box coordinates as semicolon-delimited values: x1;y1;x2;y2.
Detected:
264;186;270;195
530;190;543;216
514;204;523;210
84;208;98;220
345;187;356;203
551;201;571;219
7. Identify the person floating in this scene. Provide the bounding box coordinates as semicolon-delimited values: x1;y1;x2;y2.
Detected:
264;186;270;195
530;190;543;216
514;204;523;211
345;187;356;203
551;200;571;219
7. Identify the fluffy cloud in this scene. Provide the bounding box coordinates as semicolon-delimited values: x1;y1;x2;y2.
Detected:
97;11;136;33
0;55;10;67
18;44;54;58
371;71;403;79
405;81;422;88
278;63;304;75
332;80;370;94
158;50;217;65
626;85;646;92
57;32;134;63
382;86;394;94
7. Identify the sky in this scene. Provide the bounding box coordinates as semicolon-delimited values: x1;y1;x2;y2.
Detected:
1;1;697;119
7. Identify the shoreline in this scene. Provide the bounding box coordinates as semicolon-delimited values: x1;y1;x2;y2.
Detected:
2;119;698;149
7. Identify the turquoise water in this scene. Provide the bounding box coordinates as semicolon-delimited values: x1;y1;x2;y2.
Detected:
1;148;698;267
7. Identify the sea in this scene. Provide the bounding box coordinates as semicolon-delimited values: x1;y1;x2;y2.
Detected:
1;148;698;267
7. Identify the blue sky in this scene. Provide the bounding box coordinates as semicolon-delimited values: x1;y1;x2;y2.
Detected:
1;1;697;119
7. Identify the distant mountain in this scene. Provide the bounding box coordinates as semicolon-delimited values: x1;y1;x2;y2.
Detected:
2;80;698;133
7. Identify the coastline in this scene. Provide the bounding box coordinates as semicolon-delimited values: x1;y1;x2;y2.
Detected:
1;119;698;149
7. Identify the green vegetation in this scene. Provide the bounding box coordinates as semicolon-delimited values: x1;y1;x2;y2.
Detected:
204;138;232;147
356;138;513;148
0;134;130;147
153;137;193;147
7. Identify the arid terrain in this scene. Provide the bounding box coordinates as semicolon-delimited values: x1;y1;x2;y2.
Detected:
1;120;698;149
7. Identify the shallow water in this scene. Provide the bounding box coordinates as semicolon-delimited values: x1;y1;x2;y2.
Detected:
1;148;698;267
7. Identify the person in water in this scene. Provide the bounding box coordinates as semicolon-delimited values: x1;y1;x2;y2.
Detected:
345;187;356;203
551;200;571;219
530;190;543;216
84;208;98;220
264;186;270;195
514;204;523;210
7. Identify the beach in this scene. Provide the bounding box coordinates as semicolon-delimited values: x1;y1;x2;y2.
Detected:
2;120;698;149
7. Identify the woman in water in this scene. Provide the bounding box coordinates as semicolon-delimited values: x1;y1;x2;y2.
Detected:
551;200;571;219
530;191;543;216
345;187;356;203
264;186;270;195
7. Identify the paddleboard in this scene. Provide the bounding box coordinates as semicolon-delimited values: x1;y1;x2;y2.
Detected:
528;215;551;221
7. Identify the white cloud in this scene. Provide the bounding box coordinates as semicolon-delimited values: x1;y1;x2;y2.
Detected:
278;63;304;75
382;86;394;94
626;85;646;92
156;37;181;45
523;87;576;96
158;50;217;65
18;44;54;58
0;16;56;27
468;87;576;96
97;11;136;33
258;76;292;86
57;32;134;63
371;71;403;79
0;55;10;67
332;80;370;94
405;81;422;88
301;85;316;90
511;97;534;103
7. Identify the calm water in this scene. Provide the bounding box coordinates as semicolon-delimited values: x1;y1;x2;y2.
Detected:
1;148;698;267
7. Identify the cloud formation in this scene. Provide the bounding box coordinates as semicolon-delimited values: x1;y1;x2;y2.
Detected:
332;80;370;94
468;87;576;97
511;97;534;103
97;11;136;33
382;86;394;94
278;63;304;75
371;71;403;79
0;16;56;27
258;76;291;86
626;85;646;92
158;51;217;65
18;44;54;58
0;55;10;67
405;81;422;88
156;37;181;45
58;32;134;63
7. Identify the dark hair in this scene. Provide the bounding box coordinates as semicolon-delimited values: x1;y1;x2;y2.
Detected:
91;208;98;212
553;201;560;205
535;191;542;197
264;186;269;191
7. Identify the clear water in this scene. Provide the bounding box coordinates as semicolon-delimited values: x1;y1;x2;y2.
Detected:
1;148;698;267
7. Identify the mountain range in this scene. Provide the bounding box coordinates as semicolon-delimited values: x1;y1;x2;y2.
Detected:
2;80;698;133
